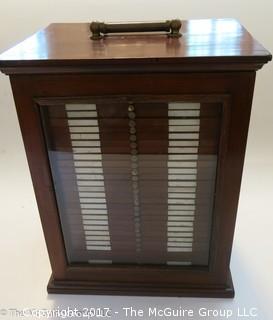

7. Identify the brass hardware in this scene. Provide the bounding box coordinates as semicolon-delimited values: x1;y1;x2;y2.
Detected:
128;112;136;119
128;105;135;112
132;182;138;189
129;120;136;127
90;20;182;40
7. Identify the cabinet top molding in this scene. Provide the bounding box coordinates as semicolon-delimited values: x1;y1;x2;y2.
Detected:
0;19;271;74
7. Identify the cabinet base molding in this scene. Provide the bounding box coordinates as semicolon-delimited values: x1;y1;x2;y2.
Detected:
47;270;234;298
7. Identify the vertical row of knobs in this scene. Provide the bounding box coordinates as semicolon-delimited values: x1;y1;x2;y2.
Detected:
128;104;141;253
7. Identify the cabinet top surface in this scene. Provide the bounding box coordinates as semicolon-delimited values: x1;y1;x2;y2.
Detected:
0;19;271;73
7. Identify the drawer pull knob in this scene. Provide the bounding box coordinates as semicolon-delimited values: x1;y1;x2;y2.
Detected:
128;105;135;112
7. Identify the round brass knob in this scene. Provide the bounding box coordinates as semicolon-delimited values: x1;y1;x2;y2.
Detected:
128;112;136;119
128;105;135;112
129;120;136;127
130;127;136;134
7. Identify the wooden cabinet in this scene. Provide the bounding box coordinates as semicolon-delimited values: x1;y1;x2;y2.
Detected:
0;19;271;297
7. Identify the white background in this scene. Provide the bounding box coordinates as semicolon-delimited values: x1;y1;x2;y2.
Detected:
0;1;272;319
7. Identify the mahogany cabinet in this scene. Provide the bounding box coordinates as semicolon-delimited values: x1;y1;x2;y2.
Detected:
0;19;271;297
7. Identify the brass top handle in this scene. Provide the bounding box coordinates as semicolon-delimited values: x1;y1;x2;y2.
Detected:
90;20;182;40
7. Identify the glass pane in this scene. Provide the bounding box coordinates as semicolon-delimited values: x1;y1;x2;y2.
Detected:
41;100;222;266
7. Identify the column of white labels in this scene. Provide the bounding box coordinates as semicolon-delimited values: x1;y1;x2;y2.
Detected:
66;104;112;263
167;102;200;265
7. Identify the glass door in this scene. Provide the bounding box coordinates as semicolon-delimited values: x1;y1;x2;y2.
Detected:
40;98;222;267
